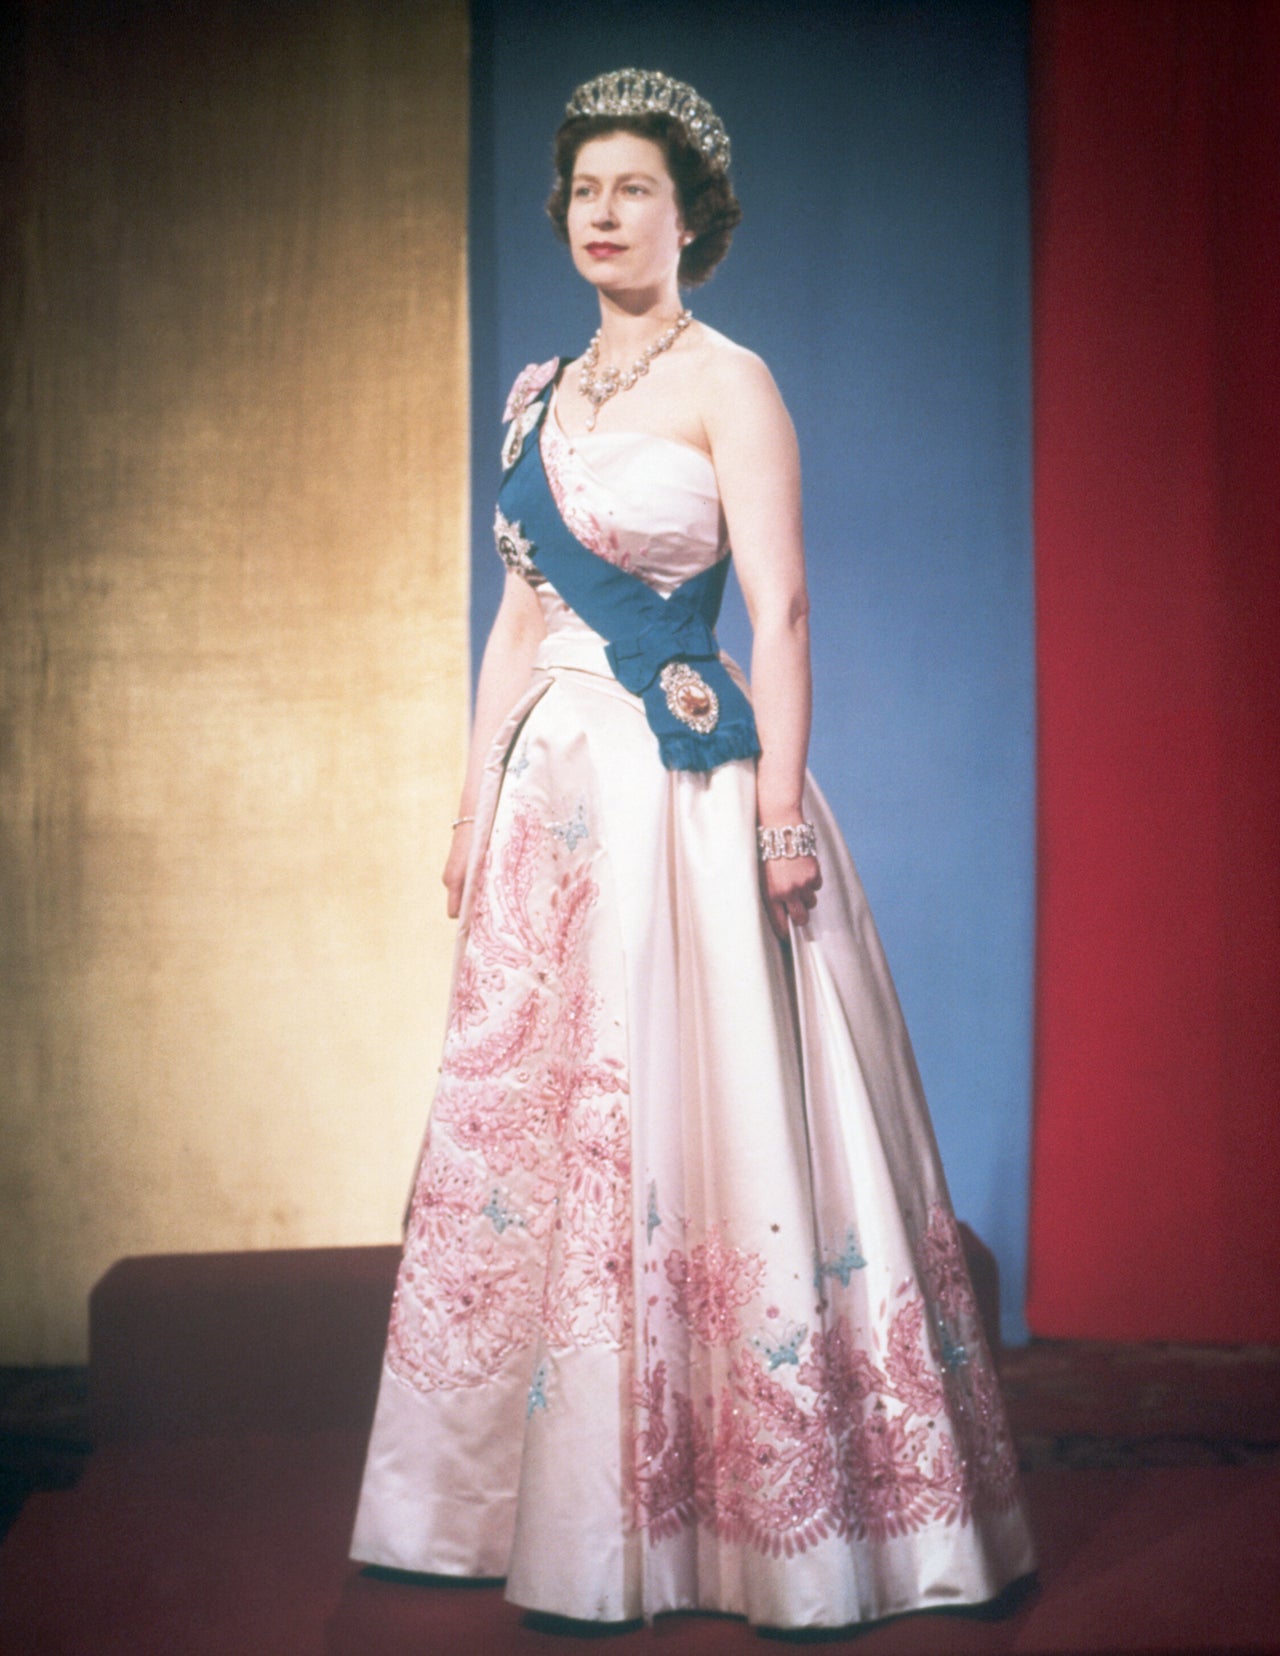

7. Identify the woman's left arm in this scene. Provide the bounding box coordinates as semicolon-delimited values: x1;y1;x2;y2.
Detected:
704;347;822;940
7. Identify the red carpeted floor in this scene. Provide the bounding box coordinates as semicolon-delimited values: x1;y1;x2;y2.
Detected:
2;1248;1279;1655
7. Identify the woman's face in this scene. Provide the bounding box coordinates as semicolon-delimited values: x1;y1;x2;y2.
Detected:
565;131;685;300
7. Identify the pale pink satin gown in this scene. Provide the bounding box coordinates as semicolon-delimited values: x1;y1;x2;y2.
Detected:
350;372;1036;1629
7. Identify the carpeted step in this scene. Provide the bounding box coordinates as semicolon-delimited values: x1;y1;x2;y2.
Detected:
90;1246;399;1443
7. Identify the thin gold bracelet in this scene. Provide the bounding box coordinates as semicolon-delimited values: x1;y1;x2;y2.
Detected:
451;815;476;830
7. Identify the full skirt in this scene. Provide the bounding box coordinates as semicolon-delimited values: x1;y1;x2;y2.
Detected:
350;634;1035;1629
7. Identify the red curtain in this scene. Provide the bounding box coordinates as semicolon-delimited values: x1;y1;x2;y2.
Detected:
1029;0;1280;1340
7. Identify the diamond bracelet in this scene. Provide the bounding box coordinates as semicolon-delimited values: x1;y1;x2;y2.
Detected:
757;822;818;862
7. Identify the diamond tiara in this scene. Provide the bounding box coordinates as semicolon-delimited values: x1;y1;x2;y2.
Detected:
564;68;731;172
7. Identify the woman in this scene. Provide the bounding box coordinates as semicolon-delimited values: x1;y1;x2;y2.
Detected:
352;68;1035;1630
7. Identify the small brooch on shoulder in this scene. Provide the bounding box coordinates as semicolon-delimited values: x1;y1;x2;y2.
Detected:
501;402;546;471
503;358;559;422
660;661;719;734
501;357;558;471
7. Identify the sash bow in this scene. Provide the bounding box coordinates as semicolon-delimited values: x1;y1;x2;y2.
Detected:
606;607;719;694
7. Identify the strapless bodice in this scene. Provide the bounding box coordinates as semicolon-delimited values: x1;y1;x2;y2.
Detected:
505;399;730;675
538;403;726;593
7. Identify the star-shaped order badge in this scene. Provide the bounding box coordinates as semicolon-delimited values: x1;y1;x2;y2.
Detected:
493;507;537;580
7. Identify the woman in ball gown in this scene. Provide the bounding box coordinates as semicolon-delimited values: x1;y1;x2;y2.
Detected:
351;68;1035;1631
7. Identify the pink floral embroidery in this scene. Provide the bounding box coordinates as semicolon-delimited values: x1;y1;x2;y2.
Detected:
434;1080;539;1178
560;1101;631;1210
448;953;503;1036
401;1151;484;1255
542;1179;633;1349
954;1352;1022;1513
503;358;559;423
918;1202;975;1329
386;785;632;1395
918;1203;1022;1515
883;1296;947;1418
545;875;598;973
467;808;548;969
540;409;630;569
632;1209;1023;1554
665;1229;767;1345
389;1235;535;1389
633;1360;698;1539
694;1359;836;1552
440;989;543;1083
836;1407;963;1543
799;1317;887;1420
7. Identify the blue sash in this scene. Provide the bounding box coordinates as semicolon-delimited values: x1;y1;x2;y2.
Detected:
497;379;760;774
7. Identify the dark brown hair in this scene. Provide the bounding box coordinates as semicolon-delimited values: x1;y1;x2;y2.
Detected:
546;113;742;288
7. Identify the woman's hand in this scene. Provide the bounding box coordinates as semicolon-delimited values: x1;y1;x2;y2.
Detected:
442;820;474;919
762;850;822;942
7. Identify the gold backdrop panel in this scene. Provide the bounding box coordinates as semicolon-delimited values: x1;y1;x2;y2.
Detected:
1;0;470;1361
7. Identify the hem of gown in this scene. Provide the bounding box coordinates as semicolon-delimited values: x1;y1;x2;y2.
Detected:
500;1500;1036;1631
352;1556;508;1587
504;1566;1039;1633
350;1532;513;1578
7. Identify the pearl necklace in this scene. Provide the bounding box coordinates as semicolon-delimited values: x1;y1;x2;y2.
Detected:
578;310;693;430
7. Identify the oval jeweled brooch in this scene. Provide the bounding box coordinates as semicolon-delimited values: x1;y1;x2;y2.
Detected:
659;661;719;734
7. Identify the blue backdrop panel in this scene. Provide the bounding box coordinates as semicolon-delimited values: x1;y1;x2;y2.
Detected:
469;0;1034;1340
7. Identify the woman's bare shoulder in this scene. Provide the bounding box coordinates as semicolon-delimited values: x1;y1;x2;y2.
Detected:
689;323;777;388
689;326;791;444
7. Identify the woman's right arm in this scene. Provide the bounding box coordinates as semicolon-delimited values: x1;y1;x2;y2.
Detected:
443;572;546;916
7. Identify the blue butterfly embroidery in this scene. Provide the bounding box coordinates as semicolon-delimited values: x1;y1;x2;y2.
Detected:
527;1361;550;1417
646;1180;662;1244
936;1322;970;1370
815;1226;867;1290
751;1320;809;1372
482;1188;522;1235
550;801;589;852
